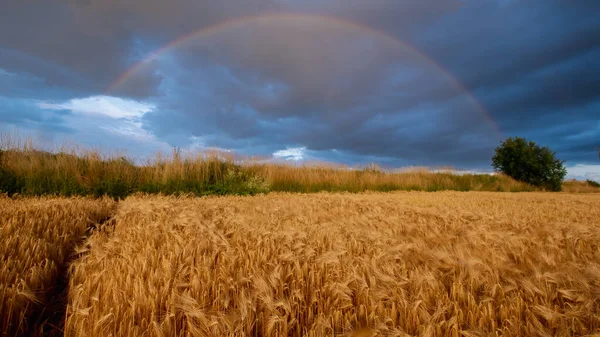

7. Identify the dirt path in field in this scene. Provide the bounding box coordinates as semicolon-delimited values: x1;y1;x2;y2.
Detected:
35;211;117;337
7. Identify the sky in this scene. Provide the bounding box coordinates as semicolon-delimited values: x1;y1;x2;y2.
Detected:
1;0;599;181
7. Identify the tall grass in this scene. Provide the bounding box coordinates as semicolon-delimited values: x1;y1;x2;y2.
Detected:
0;146;268;199
254;163;535;193
562;180;600;193
0;134;537;198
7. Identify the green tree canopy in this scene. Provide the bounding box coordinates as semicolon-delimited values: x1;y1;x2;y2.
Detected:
492;137;567;191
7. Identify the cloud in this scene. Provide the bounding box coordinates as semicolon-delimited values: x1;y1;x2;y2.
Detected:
273;147;306;161
0;0;284;98
35;95;164;147
0;96;75;133
1;0;599;169
38;95;154;120
416;1;600;130
0;65;79;101
131;1;599;167
567;164;600;182
135;15;499;166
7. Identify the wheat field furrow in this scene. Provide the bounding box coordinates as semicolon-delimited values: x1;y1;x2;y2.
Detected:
0;196;115;337
55;192;600;337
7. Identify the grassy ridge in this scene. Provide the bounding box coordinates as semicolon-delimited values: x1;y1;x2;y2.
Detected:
0;138;539;198
562;180;600;193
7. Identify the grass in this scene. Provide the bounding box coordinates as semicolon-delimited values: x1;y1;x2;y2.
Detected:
0;147;269;199
256;164;535;193
0;135;539;198
562;180;600;193
587;179;600;188
65;192;600;336
0;196;114;337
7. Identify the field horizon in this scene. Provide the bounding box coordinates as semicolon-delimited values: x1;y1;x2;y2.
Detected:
2;134;598;198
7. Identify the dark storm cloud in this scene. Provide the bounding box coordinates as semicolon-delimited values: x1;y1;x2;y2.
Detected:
0;0;282;97
0;66;76;133
133;11;500;164
0;96;75;134
0;1;133;95
2;0;599;167
414;1;600;160
285;0;462;38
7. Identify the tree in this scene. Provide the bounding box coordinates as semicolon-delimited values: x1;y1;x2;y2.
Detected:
492;137;567;191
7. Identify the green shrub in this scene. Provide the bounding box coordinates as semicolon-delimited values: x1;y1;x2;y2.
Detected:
492;137;567;191
586;179;600;188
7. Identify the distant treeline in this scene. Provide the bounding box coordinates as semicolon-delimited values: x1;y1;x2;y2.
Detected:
0;144;541;199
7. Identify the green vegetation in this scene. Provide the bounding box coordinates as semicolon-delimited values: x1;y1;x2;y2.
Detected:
587;179;600;188
492;137;567;191
0;136;538;198
0;151;536;199
0;149;268;199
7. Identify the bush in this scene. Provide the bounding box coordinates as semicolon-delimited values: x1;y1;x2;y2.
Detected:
586;179;600;188
492;137;566;191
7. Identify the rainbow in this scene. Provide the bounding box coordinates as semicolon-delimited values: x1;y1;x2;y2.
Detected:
108;12;500;136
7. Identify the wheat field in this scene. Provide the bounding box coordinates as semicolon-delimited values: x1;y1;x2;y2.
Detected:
62;192;600;337
0;196;115;337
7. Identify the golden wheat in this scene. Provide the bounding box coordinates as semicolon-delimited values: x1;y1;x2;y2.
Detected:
0;196;114;337
65;192;600;337
562;180;600;193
